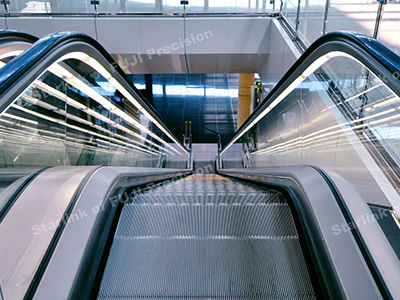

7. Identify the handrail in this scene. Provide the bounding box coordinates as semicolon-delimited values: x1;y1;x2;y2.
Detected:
0;12;278;18
187;134;193;170
217;166;395;299
0;30;38;44
0;31;188;154
219;31;400;299
221;31;400;154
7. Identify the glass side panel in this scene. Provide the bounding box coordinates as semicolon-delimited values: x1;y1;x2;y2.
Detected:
220;48;400;239
0;54;189;193
220;47;400;270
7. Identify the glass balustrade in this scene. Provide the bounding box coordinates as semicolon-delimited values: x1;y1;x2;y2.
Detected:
281;0;400;55
0;44;189;196
220;49;400;213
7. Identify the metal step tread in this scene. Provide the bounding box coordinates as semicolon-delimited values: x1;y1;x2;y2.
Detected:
97;175;316;299
98;239;314;298
117;204;297;238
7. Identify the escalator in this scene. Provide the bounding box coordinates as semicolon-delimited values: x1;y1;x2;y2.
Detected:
97;174;317;299
1;29;400;300
0;31;38;191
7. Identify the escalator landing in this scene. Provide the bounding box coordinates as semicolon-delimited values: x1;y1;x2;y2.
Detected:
97;174;316;299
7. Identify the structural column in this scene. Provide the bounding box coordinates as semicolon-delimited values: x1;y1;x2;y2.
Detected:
237;73;254;129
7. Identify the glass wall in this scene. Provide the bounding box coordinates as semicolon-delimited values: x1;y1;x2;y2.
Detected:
282;0;299;28
327;0;378;37
298;0;326;44
3;0;278;14
379;2;400;55
8;0;94;14
281;0;400;55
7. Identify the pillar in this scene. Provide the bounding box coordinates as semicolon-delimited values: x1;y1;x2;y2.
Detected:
237;73;254;129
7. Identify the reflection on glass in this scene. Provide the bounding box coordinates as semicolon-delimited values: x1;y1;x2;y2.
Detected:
281;0;400;55
0;52;189;192
0;48;190;300
221;51;400;213
220;49;400;272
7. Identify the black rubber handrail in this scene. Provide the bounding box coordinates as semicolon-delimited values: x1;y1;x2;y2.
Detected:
219;31;400;299
222;31;400;151
217;166;396;299
0;31;188;153
0;29;38;44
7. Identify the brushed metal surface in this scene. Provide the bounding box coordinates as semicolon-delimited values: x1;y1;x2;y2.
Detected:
98;174;316;299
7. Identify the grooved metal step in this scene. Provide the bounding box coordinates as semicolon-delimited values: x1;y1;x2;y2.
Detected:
97;174;317;300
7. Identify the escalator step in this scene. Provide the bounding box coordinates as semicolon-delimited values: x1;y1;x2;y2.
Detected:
97;175;316;299
98;238;314;299
117;204;297;238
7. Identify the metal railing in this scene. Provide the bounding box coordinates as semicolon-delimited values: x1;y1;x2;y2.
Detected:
279;0;400;55
0;0;279;17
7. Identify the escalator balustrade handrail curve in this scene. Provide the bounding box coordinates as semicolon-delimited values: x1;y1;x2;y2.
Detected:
0;30;38;44
221;31;400;153
218;166;389;300
0;31;188;153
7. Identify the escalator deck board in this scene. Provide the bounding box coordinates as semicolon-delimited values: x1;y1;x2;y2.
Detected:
97;175;316;299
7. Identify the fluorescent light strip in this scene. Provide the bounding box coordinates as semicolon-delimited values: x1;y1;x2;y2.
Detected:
321;84;389;114
0;122;137;157
221;51;395;155
51;65;179;155
21;92;160;155
30;80;170;154
2;112;39;125
21;94;94;127
0;50;24;62
10;104;158;156
48;60;183;155
344;84;384;104
369;96;400;109
0;123;86;150
1;115;124;155
57;52;187;154
2;115;155;157
253;110;400;157
9;96;159;155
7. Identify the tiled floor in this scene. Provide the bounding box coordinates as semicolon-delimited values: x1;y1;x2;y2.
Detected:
129;74;238;144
